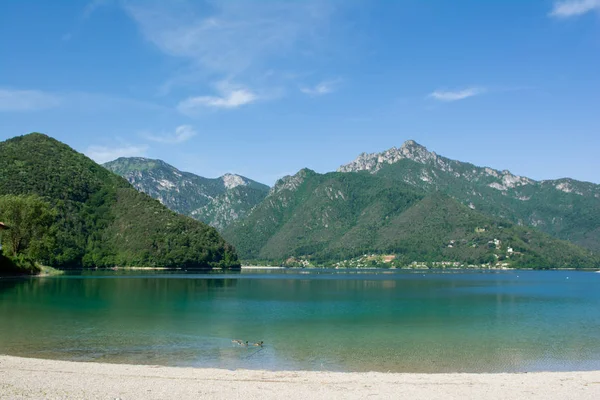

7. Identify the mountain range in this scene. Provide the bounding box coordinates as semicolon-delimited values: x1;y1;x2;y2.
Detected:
221;168;597;268
106;140;600;268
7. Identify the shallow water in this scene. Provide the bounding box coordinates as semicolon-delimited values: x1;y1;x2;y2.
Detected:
1;269;599;372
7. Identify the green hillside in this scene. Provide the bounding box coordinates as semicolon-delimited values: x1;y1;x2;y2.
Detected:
339;140;600;252
374;159;600;252
0;133;240;269
224;169;599;269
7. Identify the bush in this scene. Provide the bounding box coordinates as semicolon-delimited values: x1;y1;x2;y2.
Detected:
0;252;41;276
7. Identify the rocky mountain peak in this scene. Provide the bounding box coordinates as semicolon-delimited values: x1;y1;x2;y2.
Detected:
221;173;248;189
337;141;539;193
338;140;436;173
399;140;436;162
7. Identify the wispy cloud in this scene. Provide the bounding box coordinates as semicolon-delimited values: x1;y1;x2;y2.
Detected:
0;89;61;112
83;0;111;19
550;0;600;17
0;89;167;114
300;79;341;96
144;125;197;144
123;0;337;95
64;92;168;113
177;81;258;115
178;89;256;111
85;144;149;164
63;0;113;41
428;87;487;102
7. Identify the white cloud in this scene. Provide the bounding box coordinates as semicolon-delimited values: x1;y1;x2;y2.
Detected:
145;125;197;144
85;144;149;164
0;89;61;112
177;81;258;115
123;1;336;92
428;87;487;102
300;79;341;96
178;89;256;111
550;0;600;17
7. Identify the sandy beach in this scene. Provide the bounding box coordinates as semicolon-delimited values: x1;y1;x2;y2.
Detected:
0;356;598;400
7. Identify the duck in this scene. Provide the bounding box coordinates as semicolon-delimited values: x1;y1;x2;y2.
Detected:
231;339;244;345
252;341;264;347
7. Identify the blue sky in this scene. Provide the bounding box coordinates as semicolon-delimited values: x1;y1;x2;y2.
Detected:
1;0;599;185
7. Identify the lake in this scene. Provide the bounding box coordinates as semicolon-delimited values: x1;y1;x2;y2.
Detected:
0;269;599;373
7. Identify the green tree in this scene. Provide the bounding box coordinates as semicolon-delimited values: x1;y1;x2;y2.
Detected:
0;194;56;263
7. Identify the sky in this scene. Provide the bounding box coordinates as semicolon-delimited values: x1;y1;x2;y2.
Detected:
1;0;599;185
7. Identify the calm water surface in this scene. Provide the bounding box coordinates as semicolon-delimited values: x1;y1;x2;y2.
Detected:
1;269;599;373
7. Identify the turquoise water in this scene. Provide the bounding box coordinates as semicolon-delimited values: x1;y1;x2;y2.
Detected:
0;269;599;373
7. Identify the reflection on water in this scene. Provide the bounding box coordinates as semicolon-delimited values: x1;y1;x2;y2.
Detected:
0;269;599;372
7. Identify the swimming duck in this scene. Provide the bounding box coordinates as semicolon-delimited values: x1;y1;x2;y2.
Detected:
232;339;244;345
253;341;264;347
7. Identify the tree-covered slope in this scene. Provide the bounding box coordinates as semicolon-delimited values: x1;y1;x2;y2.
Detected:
0;133;239;269
190;185;271;230
104;157;269;230
339;140;600;251
223;169;423;260
372;193;597;268
223;169;599;268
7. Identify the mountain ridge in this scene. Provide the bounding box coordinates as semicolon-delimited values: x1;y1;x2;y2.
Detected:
104;157;270;230
340;140;600;188
106;157;264;192
337;140;600;251
223;168;598;268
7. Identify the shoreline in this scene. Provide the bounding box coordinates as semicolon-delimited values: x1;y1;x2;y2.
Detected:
1;356;598;399
241;266;600;272
3;267;598;278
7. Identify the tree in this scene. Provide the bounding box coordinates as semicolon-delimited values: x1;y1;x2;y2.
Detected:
0;194;56;263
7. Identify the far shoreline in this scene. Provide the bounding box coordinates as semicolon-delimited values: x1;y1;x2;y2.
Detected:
2;266;598;279
241;266;600;272
1;355;598;400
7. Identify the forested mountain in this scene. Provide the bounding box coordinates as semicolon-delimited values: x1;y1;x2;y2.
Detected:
104;157;269;230
0;133;239;269
339;140;600;251
223;169;599;268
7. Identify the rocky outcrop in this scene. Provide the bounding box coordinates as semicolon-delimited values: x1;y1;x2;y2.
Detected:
338;140;437;173
269;168;316;196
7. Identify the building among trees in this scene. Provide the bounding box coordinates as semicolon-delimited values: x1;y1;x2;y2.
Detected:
0;222;8;252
